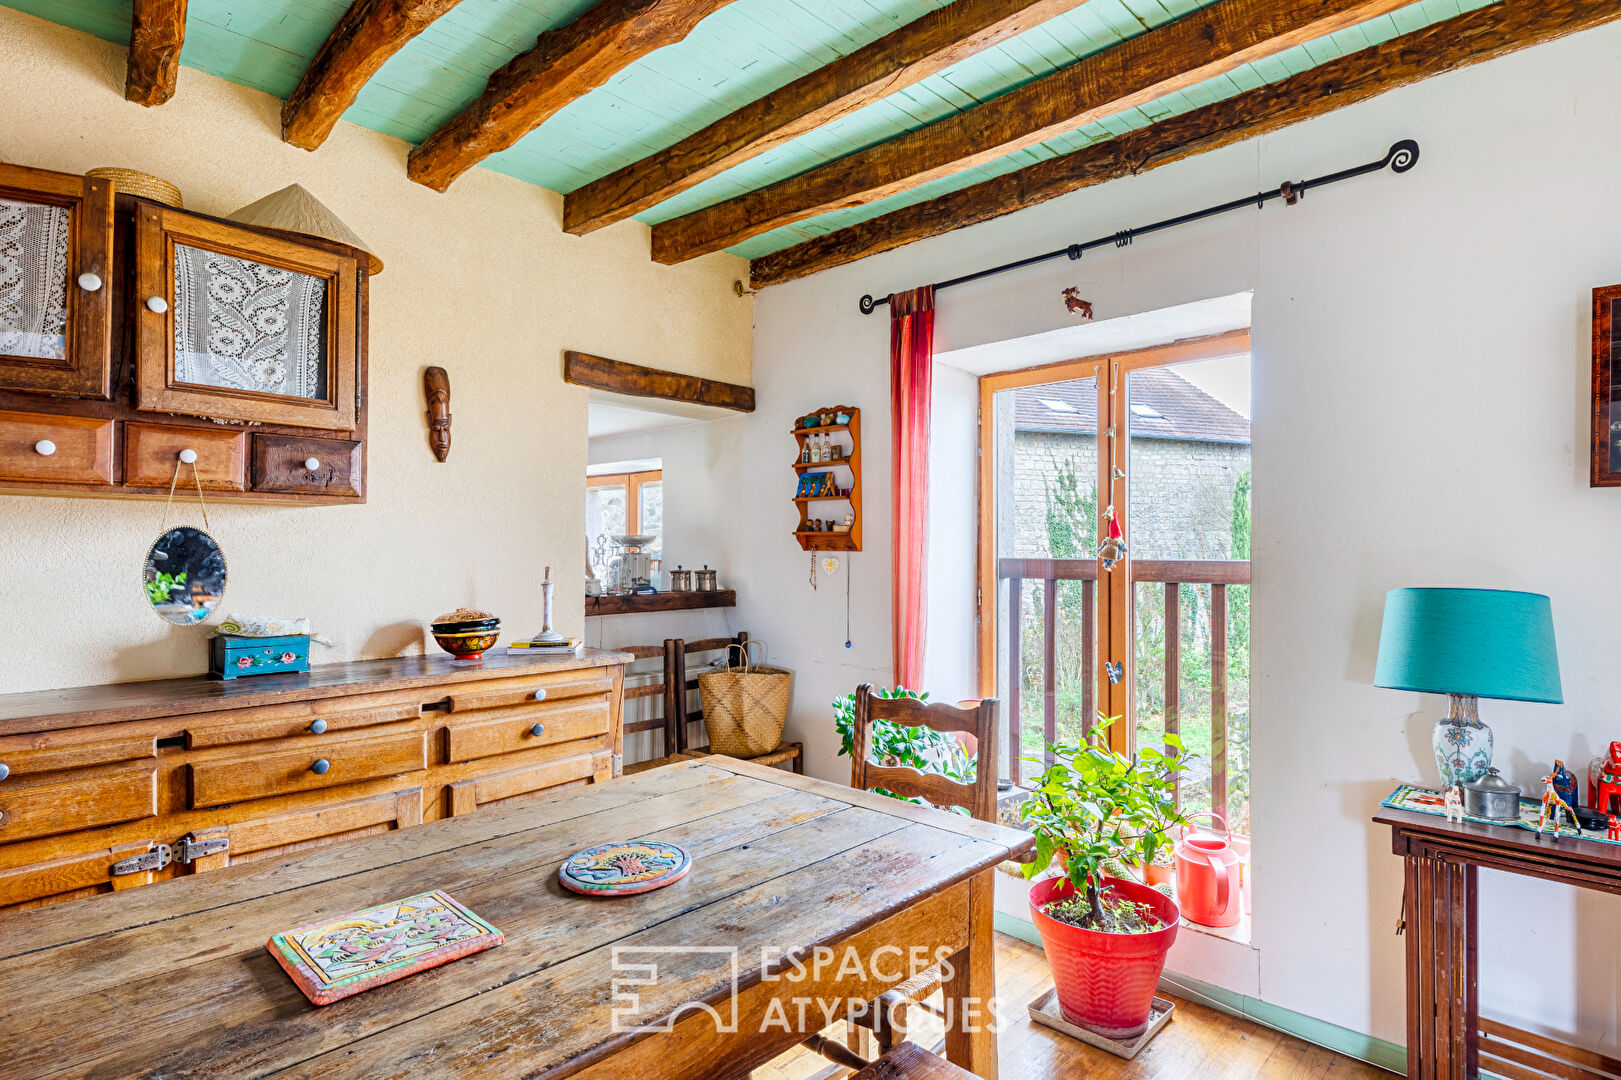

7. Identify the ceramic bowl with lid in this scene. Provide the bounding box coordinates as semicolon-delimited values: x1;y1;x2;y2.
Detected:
431;607;500;634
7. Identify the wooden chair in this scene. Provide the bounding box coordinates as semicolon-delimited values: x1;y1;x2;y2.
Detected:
670;634;802;773
619;634;803;775
798;686;1000;1069
847;1041;977;1079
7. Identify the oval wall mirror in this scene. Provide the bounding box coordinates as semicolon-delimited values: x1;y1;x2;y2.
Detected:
144;526;227;625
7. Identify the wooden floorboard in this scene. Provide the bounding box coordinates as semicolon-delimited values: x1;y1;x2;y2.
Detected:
754;933;1398;1080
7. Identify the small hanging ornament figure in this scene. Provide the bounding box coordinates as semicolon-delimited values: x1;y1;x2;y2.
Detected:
1443;785;1465;824
1098;504;1127;570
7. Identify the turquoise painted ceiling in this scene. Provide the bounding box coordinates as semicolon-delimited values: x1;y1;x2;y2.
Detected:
6;0;1495;259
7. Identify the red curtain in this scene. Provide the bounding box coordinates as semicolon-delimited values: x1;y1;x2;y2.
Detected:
889;286;934;691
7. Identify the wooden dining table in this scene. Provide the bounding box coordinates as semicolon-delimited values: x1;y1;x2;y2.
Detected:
0;756;1033;1080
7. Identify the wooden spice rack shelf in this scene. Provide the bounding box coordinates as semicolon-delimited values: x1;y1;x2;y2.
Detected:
792;405;861;552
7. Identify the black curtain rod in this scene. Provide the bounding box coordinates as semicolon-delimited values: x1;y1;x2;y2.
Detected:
857;139;1419;315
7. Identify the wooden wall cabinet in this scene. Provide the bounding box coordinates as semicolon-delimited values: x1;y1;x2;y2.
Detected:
0;163;116;399
0;651;628;912
134;206;358;431
0;163;370;505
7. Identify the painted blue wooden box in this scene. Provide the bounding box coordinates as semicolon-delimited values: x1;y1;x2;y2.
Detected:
210;634;311;680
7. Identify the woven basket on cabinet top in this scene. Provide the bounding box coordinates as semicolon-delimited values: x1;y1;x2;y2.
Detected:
85;167;183;208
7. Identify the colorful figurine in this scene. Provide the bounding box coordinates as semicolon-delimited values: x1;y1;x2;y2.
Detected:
1589;741;1621;816
1443;785;1465;824
1098;505;1127;570
1550;760;1581;811
1609;814;1620;842
1538;765;1578;840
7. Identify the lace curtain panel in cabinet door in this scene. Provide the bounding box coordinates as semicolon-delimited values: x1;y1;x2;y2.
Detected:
0;198;71;360
173;244;329;399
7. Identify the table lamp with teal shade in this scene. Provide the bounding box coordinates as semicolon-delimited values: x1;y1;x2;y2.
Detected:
1375;587;1563;788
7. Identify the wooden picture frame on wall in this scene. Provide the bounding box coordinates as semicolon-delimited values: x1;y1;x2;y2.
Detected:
1592;284;1621;486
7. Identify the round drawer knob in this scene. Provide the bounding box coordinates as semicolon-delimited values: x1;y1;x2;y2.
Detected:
145;296;168;314
178;448;198;464
0;762;9;782
309;719;328;734
304;457;321;470
77;272;103;292
532;689;547;701
34;440;56;457
529;723;546;737
311;758;331;775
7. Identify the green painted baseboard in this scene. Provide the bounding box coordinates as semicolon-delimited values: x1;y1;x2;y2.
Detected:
995;912;1406;1075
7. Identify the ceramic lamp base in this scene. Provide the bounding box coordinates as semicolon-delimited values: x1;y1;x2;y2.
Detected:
1433;693;1494;788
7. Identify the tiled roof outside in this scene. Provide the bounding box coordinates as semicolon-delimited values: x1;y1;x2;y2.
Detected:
1013;368;1249;444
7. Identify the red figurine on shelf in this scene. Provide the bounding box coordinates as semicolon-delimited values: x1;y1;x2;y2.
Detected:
1609;814;1620;842
1588;741;1621;817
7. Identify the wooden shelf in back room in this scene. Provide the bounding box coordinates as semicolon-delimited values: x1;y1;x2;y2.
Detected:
586;590;736;616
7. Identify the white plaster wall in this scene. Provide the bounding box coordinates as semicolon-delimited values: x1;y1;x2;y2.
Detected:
741;21;1621;1055
0;9;750;692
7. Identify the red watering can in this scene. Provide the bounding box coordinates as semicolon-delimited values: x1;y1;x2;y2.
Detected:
1174;812;1242;927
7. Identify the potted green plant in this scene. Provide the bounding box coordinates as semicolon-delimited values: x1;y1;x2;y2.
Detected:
1021;719;1187;1038
832;687;974;808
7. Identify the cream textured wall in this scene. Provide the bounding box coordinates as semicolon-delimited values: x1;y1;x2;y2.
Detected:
0;8;751;694
740;19;1621;1059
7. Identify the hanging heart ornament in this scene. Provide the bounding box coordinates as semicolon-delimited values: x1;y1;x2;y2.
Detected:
820;556;841;576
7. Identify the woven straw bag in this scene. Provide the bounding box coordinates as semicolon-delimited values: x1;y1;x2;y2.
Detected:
698;642;791;757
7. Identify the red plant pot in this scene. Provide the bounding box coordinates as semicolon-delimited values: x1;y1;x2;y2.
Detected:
1028;875;1180;1039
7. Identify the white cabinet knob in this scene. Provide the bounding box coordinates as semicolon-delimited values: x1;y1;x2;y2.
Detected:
178;448;197;464
145;296;168;314
303;457;321;470
34;440;56;457
77;272;103;292
533;689;547;701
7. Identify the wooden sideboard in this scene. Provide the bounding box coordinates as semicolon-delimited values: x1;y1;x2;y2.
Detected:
1376;807;1621;1080
0;650;629;912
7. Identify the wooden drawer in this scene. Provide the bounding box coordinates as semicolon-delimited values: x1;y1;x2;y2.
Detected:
0;411;113;485
124;422;246;491
445;698;610;764
0;728;155;778
448;750;607;815
186;696;422;749
252;434;361;498
190;729;427;808
0;763;157;843
441;668;614;713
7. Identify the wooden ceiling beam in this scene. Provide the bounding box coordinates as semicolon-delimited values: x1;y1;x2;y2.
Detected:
283;0;466;151
125;0;188;107
561;0;1090;236
650;0;1415;265
407;0;734;193
747;0;1621;289
564;351;755;412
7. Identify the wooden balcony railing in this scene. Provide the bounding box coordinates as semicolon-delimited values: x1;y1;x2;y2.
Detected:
997;557;1250;806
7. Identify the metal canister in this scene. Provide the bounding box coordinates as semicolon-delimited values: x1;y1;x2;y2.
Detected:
668;566;692;592
695;566;718;592
1462;767;1522;821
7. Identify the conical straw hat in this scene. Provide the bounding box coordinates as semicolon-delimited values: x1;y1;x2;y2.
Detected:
229;184;383;275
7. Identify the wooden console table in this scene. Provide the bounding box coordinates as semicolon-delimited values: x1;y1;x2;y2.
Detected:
1375;807;1621;1080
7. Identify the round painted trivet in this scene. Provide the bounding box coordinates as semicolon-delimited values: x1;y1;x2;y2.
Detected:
559;840;691;897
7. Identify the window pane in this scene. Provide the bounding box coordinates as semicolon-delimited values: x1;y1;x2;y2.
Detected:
172;244;329;400
586;485;627;573
0;197;71;360
638;481;663;557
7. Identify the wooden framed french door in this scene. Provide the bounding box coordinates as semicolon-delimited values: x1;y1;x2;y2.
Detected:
977;329;1250;792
